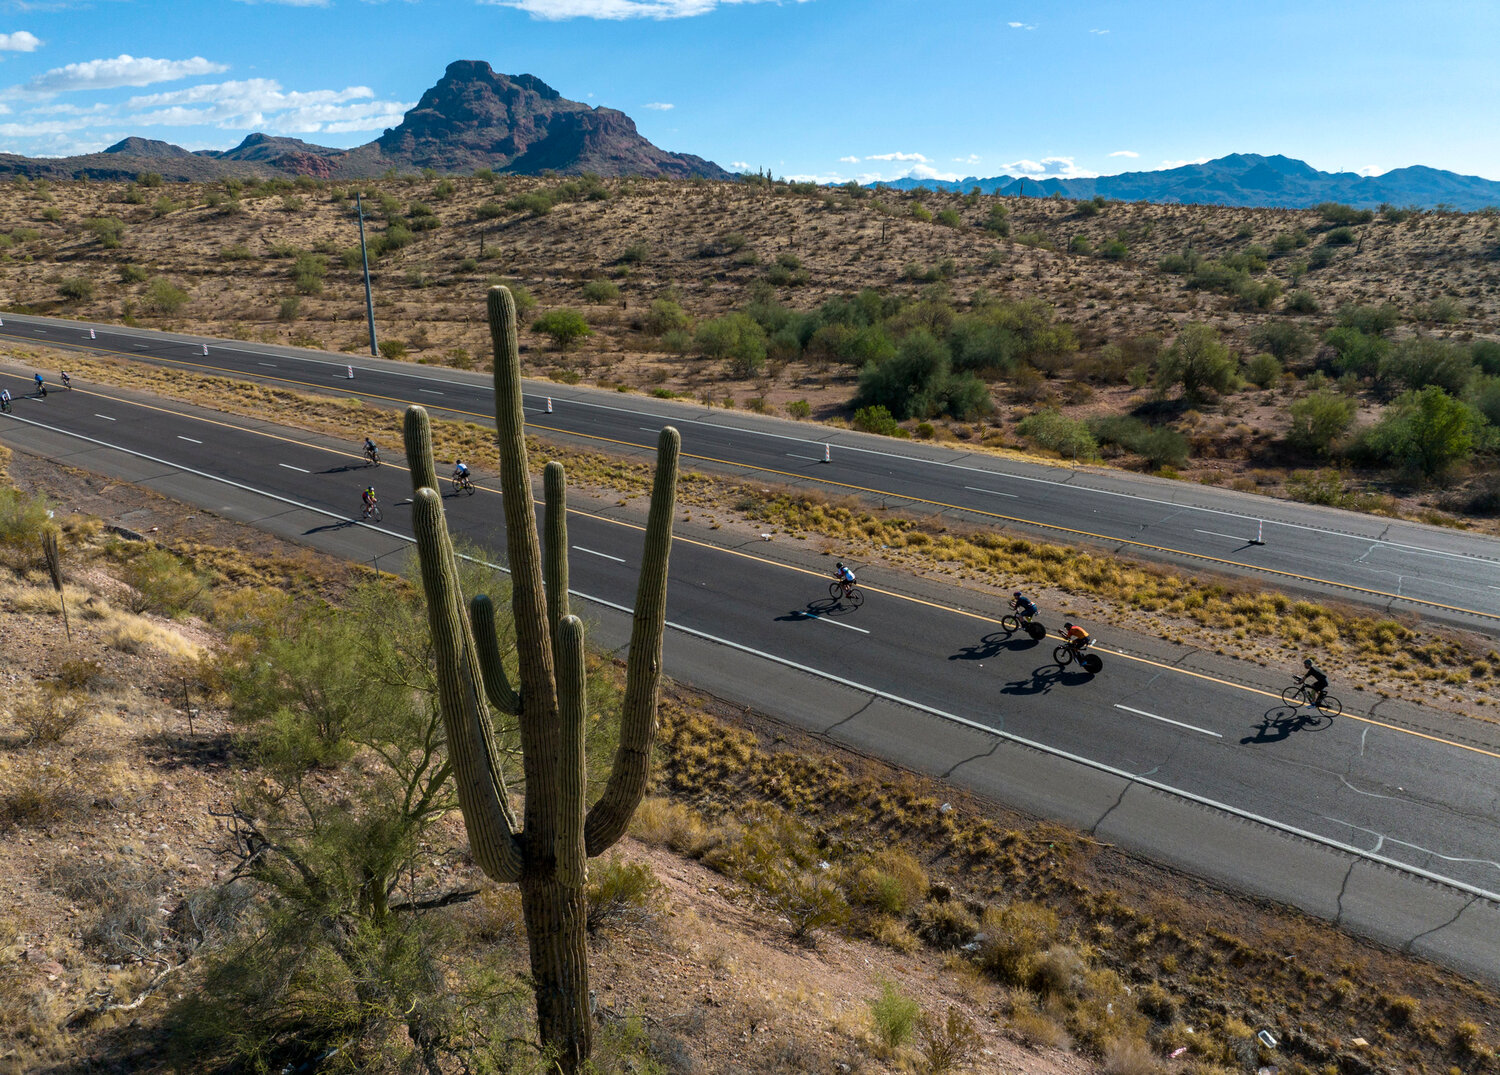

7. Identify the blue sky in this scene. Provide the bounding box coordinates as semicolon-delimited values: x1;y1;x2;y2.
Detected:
1;0;1497;182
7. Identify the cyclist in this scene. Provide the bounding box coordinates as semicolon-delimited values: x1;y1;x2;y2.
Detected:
1011;591;1038;620
34;373;45;397
1296;658;1328;707
452;459;470;482
834;561;856;589
1062;622;1091;653
363;437;379;464
361;486;377;516
60;371;71;390
0;387;11;413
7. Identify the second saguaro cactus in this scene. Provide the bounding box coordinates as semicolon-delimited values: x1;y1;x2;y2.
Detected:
404;285;679;1072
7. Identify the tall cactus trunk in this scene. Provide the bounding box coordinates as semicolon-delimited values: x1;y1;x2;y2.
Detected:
403;285;678;1075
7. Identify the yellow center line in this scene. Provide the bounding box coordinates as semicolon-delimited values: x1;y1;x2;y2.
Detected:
18;376;1499;761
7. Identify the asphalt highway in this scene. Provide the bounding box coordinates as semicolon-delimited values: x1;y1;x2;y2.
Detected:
4;367;1500;981
4;311;1499;631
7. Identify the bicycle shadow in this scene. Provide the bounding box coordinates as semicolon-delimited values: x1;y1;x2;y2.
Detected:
305;519;359;534
320;462;375;475
999;664;1084;696
775;597;854;623
1239;707;1327;745
949;629;1042;662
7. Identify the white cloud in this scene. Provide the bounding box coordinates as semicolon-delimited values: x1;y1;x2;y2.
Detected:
838;155;859;163
120;78;409;134
1160;157;1210;169
479;0;811;20
1356;165;1382;177
997;156;1097;179
905;163;960;182
952;153;980;164
25;54;227;93
0;30;42;51
642;101;673;110
731;160;749;170
232;0;331;5
1088;28;1108;34
867;151;927;162
1007;21;1034;29
1108;150;1138;158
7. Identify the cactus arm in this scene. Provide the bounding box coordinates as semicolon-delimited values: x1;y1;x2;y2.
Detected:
410;487;523;882
585;426;680;856
470;594;522;716
554;614;587;889
403;405;440;494
544;461;570;638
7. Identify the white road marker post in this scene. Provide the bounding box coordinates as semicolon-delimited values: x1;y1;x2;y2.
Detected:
1250;519;1265;546
823;442;831;463
545;397;553;413
347;365;355;380
201;344;209;356
88;329;96;339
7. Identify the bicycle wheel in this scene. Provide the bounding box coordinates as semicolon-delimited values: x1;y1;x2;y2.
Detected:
1280;684;1306;708
1315;695;1342;719
462;479;476;496
829;581;843;602
1000;614;1021;633
1081;653;1103;675
367;505;382;522
1053;645;1074;666
846;587;865;609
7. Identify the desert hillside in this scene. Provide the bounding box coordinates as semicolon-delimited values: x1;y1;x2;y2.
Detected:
2;173;1499;520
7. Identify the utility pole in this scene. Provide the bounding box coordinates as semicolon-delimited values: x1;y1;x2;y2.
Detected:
356;193;378;358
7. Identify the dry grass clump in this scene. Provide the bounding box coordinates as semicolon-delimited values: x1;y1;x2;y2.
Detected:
0;755;97;832
7;685;89;745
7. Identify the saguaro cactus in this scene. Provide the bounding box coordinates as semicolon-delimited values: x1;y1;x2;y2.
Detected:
404;286;679;1072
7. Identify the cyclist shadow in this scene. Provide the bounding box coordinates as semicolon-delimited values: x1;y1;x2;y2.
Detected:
949;630;1041;662
305;519;361;534
776;598;852;622
320;463;374;475
1239;707;1323;745
999;664;1077;696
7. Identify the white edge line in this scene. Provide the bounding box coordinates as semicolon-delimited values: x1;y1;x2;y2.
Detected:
1115;703;1223;738
177;436;202;444
278;463;309;473
1193;528;1251;543
5;408;1500;906
963;485;1018;499
573;545;625;564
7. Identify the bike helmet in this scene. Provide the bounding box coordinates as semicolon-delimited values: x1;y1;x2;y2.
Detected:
1064;622;1073;631
1303;657;1313;668
1014;591;1022;598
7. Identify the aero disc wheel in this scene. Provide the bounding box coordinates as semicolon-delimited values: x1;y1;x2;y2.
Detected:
1026;622;1047;641
1315;695;1342;719
1280;685;1305;708
1053;645;1073;666
1081;653;1103;675
846;587;864;609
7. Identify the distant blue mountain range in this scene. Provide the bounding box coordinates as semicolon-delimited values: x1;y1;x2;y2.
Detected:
873;153;1500;211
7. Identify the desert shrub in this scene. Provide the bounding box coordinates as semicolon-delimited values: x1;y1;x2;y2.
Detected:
1018;410;1097;459
585;857;663;934
1069;236;1092;254
476;201;505;220
119;263;149;283
0;758;91;831
58;276;94;301
1337;301;1401;336
1283;289;1320;314
1250;321;1314;363
619;242;650;264
1156;323;1239;401
143;277;189;315
11;685;89;744
48;854;169;962
532;308;593;351
1317;202;1374;226
1474;376;1500;428
857;330;992;421
378;339;408;360
1356;386;1483;478
581;279;620;304
773;871;850;940
1243;353;1282;388
86;216;126;248
1101;239;1129;260
1377;336;1475;397
1101;1036;1162;1075
290;252;327;295
1322;227;1355;245
852;405;907;437
1287;390;1356;456
787;399;811;419
936;208;962;228
869;979;921;1048
1471;340;1500;376
694;312;767;375
917;1006;983;1074
277;296;302;322
660;328;690;354
0;489;54;568
120;547;207;617
977;901;1061;986
981;203;1010;235
1014;231;1055;250
1323;326;1391;379
1413;295;1466;323
1090;416;1189;468
849;849;928;915
373;223;413;255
